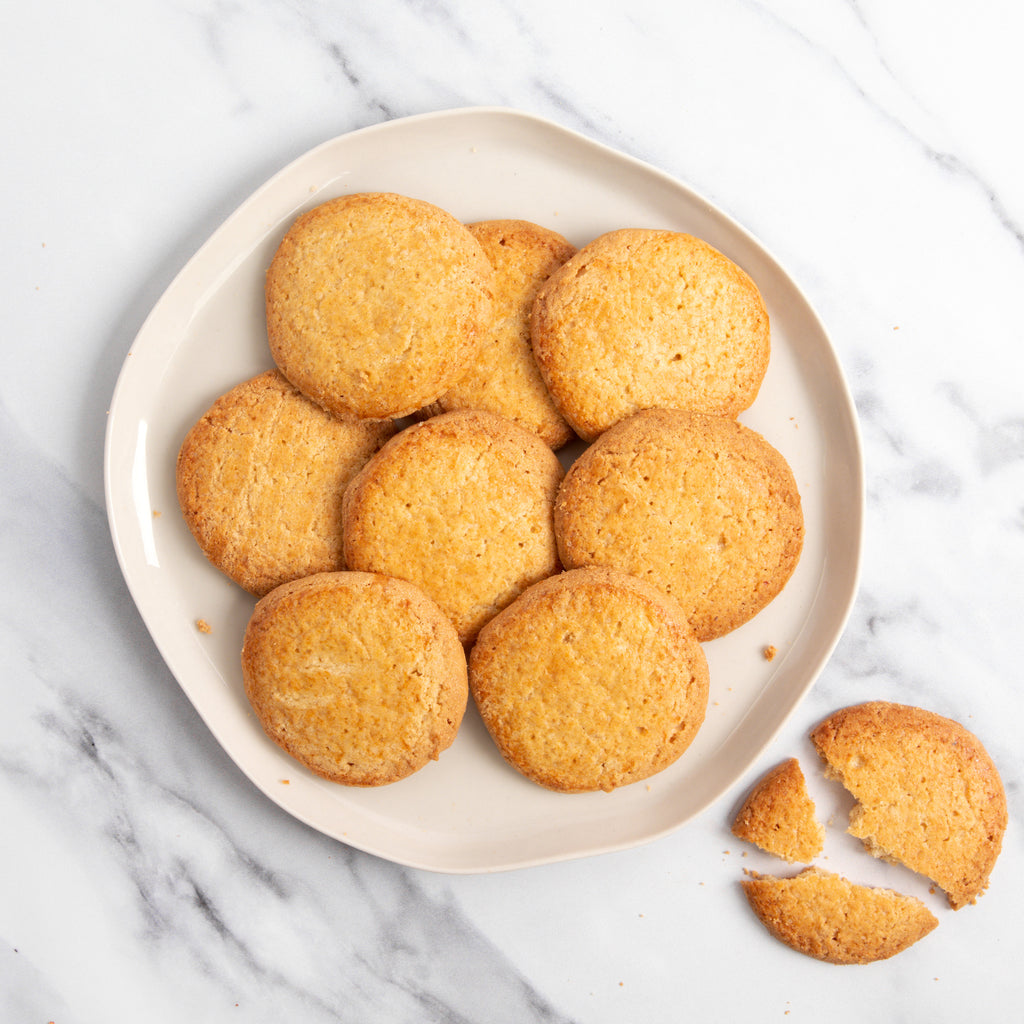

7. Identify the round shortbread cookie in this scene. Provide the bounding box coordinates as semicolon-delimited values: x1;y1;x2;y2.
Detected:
241;572;468;786
176;370;395;596
531;228;770;440
742;868;938;964
342;409;564;643
434;219;576;449
469;567;710;793
554;408;803;641
810;701;1007;909
265;192;495;419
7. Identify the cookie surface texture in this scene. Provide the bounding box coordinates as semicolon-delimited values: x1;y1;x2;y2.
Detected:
435;219;576;448
554;408;804;641
810;701;1007;909
469;567;710;793
742;868;938;964
176;370;395;596
342;409;564;643
530;228;770;440
731;758;825;863
266;192;495;419
241;572;467;786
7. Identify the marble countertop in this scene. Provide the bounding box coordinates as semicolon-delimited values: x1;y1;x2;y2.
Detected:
4;1;1022;1020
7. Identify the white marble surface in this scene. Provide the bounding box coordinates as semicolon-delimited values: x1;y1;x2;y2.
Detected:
3;0;1022;1019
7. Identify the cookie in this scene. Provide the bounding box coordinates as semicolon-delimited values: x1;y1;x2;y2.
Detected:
176;370;395;596
241;572;467;786
530;228;770;440
434;219;576;449
810;701;1007;909
554;408;804;641
731;758;825;863
265;192;495;419
342;409;564;643
469;567;709;793
742;868;938;964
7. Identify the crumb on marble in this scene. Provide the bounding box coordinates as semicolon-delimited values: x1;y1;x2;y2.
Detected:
196;618;212;634
763;644;777;661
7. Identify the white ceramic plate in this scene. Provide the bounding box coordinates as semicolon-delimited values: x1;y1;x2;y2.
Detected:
104;107;863;873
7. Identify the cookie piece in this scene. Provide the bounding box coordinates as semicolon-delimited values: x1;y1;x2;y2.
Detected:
469;567;709;793
530;228;770;440
176;370;395;596
434;220;576;449
742;868;938;964
241;572;467;786
265;192;495;419
342;409;564;643
554;408;804;641
810;701;1007;909
731;758;825;863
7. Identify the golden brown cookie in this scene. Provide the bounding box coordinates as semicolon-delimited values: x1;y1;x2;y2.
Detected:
731;758;825;863
742;868;938;964
554;408;804;641
265;192;495;419
530;228;770;440
810;701;1007;909
176;370;395;596
342;409;564;643
241;572;467;786
434;219;576;448
469;567;709;793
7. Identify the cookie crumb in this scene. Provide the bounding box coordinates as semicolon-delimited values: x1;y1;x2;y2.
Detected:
152;509;162;518
196;619;212;634
763;645;777;661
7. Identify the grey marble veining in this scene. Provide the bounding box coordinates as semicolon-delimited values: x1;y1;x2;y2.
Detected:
3;0;1024;1020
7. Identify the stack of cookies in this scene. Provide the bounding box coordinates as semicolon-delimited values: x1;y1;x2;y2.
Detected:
177;190;805;792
